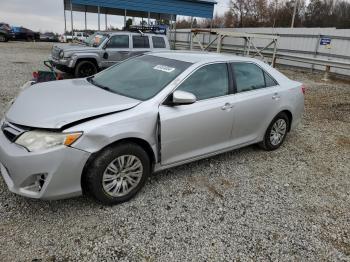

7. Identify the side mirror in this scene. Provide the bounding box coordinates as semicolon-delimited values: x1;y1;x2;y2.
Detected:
172;90;196;105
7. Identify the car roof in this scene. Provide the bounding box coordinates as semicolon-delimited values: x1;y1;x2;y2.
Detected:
148;51;258;64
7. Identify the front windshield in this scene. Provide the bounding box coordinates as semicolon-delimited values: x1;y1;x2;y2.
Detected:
89;55;192;101
84;33;108;47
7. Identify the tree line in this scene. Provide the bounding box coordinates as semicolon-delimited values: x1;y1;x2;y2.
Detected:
175;0;350;29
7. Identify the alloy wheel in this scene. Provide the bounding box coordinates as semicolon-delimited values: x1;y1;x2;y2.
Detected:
269;119;287;146
102;155;143;197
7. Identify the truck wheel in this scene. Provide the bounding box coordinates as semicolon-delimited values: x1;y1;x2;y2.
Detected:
0;34;8;42
74;60;98;78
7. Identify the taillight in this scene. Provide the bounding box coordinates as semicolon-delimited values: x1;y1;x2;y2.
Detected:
301;84;306;95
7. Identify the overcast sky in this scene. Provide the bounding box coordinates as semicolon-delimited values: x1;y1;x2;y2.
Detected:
0;0;230;33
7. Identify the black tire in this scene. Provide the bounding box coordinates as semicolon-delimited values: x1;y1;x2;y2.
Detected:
74;60;97;78
259;112;290;151
84;143;150;205
0;34;8;42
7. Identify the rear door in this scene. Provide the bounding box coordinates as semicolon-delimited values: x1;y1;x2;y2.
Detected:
159;63;236;165
102;34;131;67
229;62;283;145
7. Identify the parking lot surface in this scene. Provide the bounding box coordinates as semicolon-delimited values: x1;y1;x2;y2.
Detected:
0;42;349;261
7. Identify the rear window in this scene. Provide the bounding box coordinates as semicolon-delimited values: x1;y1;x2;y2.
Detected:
152;36;166;48
132;35;150;48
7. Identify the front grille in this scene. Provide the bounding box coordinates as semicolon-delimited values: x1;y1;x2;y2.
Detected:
1;121;25;142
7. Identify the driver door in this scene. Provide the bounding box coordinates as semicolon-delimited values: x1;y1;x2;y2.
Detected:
101;34;130;68
159;63;235;165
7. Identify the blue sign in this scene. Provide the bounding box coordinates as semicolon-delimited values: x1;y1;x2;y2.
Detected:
320;37;331;45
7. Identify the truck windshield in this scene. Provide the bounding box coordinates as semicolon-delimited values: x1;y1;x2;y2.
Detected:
88;55;192;101
84;33;108;47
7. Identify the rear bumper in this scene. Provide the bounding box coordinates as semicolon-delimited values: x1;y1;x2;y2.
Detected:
0;126;91;200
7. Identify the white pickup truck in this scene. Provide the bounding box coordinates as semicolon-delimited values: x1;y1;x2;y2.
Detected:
59;31;88;43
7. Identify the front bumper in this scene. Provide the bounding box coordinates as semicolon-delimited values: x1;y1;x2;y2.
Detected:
49;55;76;69
0;128;91;200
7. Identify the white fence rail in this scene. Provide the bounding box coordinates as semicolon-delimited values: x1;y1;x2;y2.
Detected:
170;28;350;77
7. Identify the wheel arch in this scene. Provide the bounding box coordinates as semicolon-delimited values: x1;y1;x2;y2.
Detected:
279;110;293;132
75;57;98;68
80;137;156;194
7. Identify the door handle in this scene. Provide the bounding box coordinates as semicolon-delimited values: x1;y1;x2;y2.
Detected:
221;103;234;110
272;93;281;100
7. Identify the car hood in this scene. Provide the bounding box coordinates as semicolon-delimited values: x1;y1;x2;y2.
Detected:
6;79;141;129
54;43;97;53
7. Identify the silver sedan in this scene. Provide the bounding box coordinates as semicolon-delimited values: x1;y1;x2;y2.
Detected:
0;51;304;205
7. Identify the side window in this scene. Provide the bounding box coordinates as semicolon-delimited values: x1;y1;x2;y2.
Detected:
132;35;150;48
177;63;229;100
265;72;277;87
232;63;275;93
152;36;166;48
106;35;129;48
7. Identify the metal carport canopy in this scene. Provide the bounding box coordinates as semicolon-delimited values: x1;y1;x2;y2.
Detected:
64;0;216;19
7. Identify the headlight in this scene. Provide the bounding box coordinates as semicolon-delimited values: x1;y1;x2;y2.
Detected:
15;130;82;152
59;50;64;59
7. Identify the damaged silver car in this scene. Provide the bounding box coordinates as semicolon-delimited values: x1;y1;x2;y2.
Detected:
0;52;304;205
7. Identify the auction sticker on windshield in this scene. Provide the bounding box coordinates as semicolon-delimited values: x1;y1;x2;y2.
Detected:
153;65;175;73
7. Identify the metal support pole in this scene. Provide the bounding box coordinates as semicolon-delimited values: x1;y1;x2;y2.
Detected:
148;12;150;25
169;15;173;48
189;17;193;50
190;32;194;50
272;40;277;67
63;0;67;34
322;65;331;81
312;34;321;72
173;15;177;50
217;34;222;53
84;6;87;31
247;37;251;55
105;13;107;30
124;9;127;29
208;19;213;51
70;0;73;39
98;6;100;31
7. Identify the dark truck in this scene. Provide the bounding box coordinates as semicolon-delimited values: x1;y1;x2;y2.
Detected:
11;26;40;41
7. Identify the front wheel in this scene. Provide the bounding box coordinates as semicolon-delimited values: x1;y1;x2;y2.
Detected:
74;60;98;78
84;143;150;205
259;112;290;151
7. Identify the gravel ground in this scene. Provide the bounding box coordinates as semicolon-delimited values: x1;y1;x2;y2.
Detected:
0;42;349;261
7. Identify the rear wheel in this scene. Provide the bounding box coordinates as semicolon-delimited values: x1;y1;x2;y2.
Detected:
74;60;97;78
259;112;290;151
85;143;150;205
